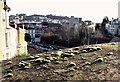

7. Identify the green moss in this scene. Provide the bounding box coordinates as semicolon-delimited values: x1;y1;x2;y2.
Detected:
24;65;31;69
16;53;30;57
63;57;68;61
34;58;44;63
52;57;58;61
61;53;75;58
57;51;64;56
36;54;44;56
51;52;55;54
48;56;54;61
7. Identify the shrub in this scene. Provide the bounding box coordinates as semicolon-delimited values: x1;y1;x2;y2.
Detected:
16;53;30;57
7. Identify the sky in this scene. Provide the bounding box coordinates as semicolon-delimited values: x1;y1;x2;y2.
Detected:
7;0;119;23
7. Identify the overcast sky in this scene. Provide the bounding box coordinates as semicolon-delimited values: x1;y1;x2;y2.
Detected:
7;0;119;23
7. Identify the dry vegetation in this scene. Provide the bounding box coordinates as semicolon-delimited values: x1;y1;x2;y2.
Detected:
1;42;120;81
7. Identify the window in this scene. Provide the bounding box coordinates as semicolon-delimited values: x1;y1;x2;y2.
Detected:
6;53;9;59
5;33;8;47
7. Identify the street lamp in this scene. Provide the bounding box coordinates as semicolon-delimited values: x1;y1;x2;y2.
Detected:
3;0;10;28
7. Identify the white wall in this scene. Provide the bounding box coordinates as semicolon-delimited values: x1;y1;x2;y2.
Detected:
2;27;18;60
105;23;119;35
9;28;18;58
118;1;120;21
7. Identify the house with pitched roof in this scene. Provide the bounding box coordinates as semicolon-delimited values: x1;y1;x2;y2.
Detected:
0;0;27;61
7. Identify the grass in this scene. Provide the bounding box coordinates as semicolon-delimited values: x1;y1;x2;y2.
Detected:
15;53;30;57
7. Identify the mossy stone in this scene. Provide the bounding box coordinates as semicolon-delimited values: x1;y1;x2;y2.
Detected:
82;50;88;53
63;57;68;61
73;47;79;50
7;61;13;64
54;61;61;64
69;68;75;71
67;62;76;67
81;57;86;60
62;53;75;58
28;56;35;59
7;69;12;73
19;61;31;69
85;62;91;65
35;55;40;58
36;54;44;56
95;57;103;62
96;47;102;50
4;73;13;78
57;51;64;56
106;52;113;56
43;59;51;63
19;62;25;67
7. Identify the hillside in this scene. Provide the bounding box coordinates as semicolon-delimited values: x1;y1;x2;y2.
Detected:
1;42;120;81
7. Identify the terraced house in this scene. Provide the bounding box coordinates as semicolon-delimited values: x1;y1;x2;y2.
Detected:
0;0;27;61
